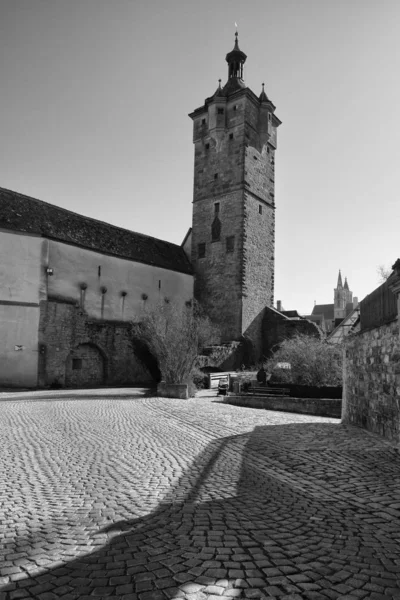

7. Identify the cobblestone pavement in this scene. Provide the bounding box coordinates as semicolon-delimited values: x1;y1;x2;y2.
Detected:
1;391;400;600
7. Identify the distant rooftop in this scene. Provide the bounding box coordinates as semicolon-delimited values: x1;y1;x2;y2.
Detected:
0;187;193;275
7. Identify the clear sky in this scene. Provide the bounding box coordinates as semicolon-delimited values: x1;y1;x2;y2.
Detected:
1;0;399;314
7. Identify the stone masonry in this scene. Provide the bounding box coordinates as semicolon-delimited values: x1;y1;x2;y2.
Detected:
38;300;152;388
343;318;400;443
190;34;280;353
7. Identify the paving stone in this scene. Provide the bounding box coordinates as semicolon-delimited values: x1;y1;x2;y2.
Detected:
0;393;399;600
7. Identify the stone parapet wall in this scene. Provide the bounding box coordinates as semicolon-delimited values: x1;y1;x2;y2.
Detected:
225;395;341;418
343;319;400;442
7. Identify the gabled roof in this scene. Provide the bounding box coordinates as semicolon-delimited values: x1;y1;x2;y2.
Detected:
312;303;334;320
0;187;193;275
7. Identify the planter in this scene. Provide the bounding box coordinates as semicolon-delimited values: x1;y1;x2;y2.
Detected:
157;381;189;399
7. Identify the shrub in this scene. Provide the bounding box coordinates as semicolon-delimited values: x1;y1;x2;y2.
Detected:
265;333;343;386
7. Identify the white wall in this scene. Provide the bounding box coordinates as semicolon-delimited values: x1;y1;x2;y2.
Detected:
0;305;39;387
47;239;194;321
0;230;46;303
0;230;45;386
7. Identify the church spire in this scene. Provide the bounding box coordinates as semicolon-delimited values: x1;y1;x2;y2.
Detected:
344;277;349;291
337;270;343;288
225;30;247;80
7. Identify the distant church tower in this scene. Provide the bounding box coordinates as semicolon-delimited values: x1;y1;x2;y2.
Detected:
189;32;281;342
334;270;353;319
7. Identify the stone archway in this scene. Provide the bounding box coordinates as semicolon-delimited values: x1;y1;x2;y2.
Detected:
65;343;106;388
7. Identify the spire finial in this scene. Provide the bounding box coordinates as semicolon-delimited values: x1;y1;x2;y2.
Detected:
218;78;221;88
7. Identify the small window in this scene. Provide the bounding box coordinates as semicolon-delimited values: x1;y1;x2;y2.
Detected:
267;147;270;154
259;205;263;215
202;118;206;124
98;266;101;277
205;143;210;150
254;155;258;160
198;243;206;258
72;358;82;370
229;133;234;140
268;113;272;121
214;202;220;214
217;108;224;115
226;236;235;253
214;173;218;180
233;105;238;111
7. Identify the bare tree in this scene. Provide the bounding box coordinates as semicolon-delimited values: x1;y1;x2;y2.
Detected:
131;301;220;385
377;264;392;283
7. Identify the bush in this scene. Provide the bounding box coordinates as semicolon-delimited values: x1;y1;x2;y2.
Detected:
131;301;220;385
265;334;343;386
191;367;209;390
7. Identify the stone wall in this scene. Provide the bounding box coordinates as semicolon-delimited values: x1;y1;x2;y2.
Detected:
343;318;400;443
262;307;322;357
190;90;276;347
38;300;153;388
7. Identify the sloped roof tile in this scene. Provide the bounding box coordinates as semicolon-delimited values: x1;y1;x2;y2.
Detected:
0;187;193;275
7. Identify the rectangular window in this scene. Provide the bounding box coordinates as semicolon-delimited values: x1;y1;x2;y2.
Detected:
217;108;224;115
268;113;272;121
214;173;218;180
259;205;263;215
198;243;206;258
214;202;220;214
72;358;82;370
205;143;210;150
233;105;238;111
226;236;235;253
202;118;206;124
229;133;234;140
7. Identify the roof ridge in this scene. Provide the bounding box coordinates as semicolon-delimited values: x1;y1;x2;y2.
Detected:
0;186;183;250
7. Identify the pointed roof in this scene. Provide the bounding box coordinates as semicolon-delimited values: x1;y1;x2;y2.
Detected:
259;82;270;103
225;31;247;65
344;277;349;290
213;79;225;98
336;270;343;288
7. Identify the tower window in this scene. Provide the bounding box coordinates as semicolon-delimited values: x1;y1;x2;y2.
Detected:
214;173;218;180
226;236;235;253
233;105;238;111
267;147;270;154
229;133;234;140
217;108;224;115
205;143;210;150
268;113;272;121
202;118;206;124
211;216;221;242
214;202;220;214
259;205;263;215
198;243;206;258
72;358;82;370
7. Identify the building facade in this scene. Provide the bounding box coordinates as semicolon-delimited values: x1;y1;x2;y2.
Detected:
189;33;281;348
0;188;193;388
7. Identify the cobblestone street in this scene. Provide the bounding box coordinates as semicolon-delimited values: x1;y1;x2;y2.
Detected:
1;391;400;600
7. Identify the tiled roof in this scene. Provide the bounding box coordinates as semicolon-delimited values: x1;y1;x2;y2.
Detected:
0;187;193;275
312;303;334;320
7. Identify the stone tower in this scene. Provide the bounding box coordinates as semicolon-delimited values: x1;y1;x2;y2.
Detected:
334;270;353;319
189;32;281;345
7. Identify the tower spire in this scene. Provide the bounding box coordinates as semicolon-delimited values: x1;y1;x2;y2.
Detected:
337;270;343;288
225;29;247;80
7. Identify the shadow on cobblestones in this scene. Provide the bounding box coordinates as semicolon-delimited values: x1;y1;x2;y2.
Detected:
1;421;400;599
